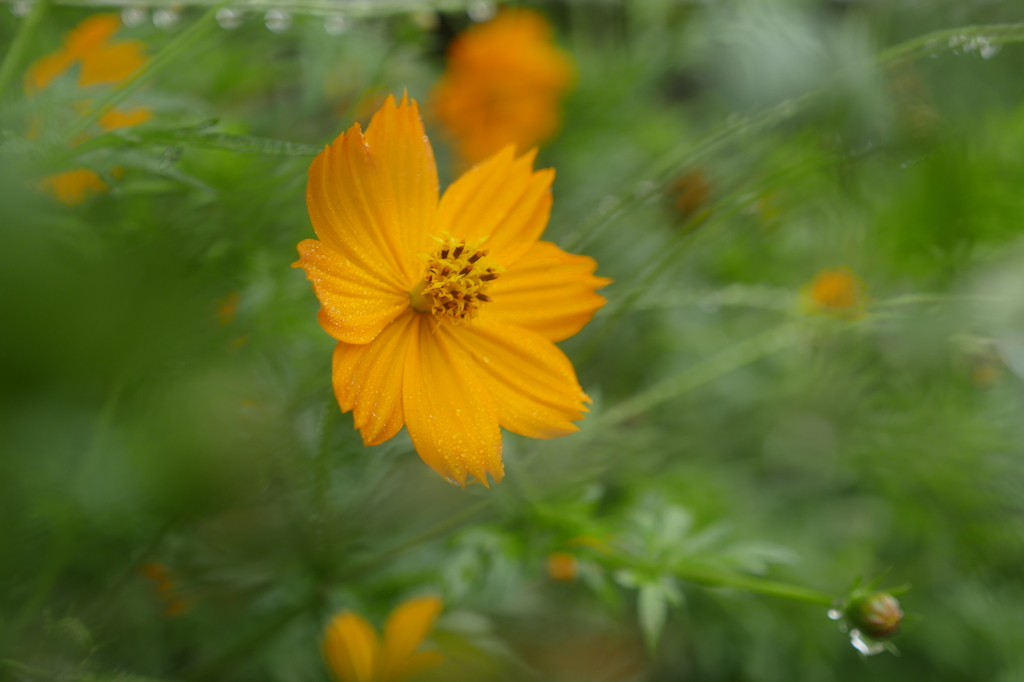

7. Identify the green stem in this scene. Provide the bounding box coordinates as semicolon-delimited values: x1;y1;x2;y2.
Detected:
594;323;799;428
879;22;1024;66
61;0;233;146
676;564;834;606
0;0;49;106
70;128;323;158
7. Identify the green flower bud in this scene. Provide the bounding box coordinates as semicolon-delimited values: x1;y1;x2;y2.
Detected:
846;592;903;640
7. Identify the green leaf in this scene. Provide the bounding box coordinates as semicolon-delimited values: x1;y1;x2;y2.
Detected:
639;582;669;652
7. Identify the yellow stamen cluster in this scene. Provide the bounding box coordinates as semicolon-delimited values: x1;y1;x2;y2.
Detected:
415;237;500;321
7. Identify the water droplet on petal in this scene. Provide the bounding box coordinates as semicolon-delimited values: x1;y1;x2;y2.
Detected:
827;608;842;620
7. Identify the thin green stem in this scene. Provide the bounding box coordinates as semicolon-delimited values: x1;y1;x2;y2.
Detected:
0;0;49;106
594;323;799;429
61;0;232;146
879;22;1024;67
675;564;834;606
70;128;323;157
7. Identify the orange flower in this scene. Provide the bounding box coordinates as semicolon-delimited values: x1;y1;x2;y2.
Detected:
801;267;867;319
24;14;151;206
323;596;444;682
25;13;147;92
38;169;108;206
547;552;579;581
430;9;574;165
295;94;608;487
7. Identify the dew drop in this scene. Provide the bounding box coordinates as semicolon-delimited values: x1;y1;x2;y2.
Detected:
467;0;495;22
216;7;244;29
153;8;180;30
265;9;292;33
10;1;32;17
981;42;1001;59
850;629;885;656
827;608;842;620
324;14;347;36
121;6;147;26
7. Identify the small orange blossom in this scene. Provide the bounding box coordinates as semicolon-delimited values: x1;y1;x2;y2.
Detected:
547;551;579;581
430;9;573;165
295;94;608;487
801;267;867;319
323;596;444;682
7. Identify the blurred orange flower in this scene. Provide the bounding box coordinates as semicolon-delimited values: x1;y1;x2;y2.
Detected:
547;551;579;581
802;267;867;319
38;168;108;206
430;9;574;165
295;94;608;487
323;596;444;682
140;561;191;617
24;13;150;205
25;13;147;92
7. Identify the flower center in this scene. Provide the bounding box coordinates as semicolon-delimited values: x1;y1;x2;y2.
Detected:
410;237;501;321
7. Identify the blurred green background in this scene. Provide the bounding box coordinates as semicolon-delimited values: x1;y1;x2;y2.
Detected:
4;0;1024;680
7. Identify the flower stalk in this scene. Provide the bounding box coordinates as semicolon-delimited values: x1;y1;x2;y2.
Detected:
0;0;50;106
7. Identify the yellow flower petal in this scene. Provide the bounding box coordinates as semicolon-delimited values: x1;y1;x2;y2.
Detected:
449;321;589;439
307;121;421;291
40;169;107;205
99;106;152;131
381;596;443;682
332;310;419;446
403;321;503;487
387;651;444;682
24;51;76;93
435;146;553;268
63;13;122;60
78;39;147;87
293;239;409;345
363;94;439;269
323;612;382;682
481;240;610;342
